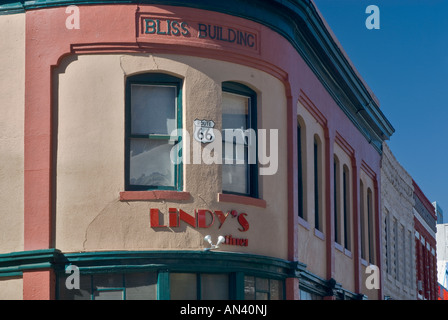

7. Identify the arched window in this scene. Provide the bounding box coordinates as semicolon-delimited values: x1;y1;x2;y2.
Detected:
314;135;323;231
298;121;304;219
360;181;366;260
367;188;375;264
333;156;340;243
221;82;258;198
342;165;351;250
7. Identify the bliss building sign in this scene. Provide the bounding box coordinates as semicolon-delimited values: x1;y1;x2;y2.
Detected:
140;16;259;52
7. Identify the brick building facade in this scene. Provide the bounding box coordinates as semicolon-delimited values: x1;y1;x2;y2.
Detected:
413;180;438;300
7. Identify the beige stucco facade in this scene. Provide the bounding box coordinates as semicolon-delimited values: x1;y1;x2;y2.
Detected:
0;13;25;254
0;13;25;300
381;142;416;300
54;53;288;259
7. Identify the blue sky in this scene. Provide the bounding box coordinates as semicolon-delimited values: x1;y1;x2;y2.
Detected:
313;0;448;214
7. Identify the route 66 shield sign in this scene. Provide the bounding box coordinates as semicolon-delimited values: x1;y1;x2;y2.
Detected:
194;119;216;143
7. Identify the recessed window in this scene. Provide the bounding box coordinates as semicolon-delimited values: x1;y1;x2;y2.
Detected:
221;82;258;198
298;122;304;219
125;73;182;191
360;181;366;260
342;165;351;250
334;156;340;243
314;136;323;231
367;188;375;264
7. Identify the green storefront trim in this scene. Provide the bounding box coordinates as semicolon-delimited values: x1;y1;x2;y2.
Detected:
55;250;299;277
0;0;394;153
0;248;60;277
57;250;300;300
0;249;364;299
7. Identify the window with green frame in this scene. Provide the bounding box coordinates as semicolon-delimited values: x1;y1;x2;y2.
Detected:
57;271;285;300
58;272;158;300
125;73;183;191
170;273;230;300
221;82;258;198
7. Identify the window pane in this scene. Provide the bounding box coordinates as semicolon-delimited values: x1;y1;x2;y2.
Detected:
222;92;248;130
170;273;197;300
94;290;124;300
222;92;250;195
126;272;157;300
255;292;268;300
269;280;283;300
244;276;255;300
222;163;248;194
300;290;311;300
130;139;175;187
93;274;123;289
201;274;229;300
58;274;92;300
255;277;269;292
131;84;176;135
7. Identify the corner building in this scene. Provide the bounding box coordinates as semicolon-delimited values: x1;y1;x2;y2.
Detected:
0;0;393;300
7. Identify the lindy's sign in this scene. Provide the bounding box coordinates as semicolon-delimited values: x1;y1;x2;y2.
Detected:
138;14;259;53
150;208;249;247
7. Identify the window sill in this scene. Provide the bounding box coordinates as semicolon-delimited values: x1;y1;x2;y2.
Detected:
314;228;325;241
120;190;191;201
298;216;310;230
344;248;352;258
361;258;368;267
217;193;266;208
335;242;344;252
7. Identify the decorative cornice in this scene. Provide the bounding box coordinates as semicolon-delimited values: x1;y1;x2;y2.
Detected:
0;0;394;153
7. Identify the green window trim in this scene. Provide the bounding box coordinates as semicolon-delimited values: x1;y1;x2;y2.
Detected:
125;73;183;191
54;250;293;300
221;81;258;199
